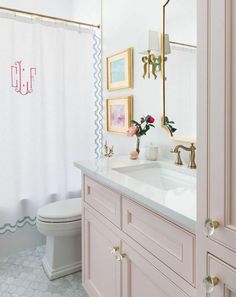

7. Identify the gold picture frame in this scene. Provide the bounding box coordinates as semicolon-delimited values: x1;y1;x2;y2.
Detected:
106;48;133;91
106;96;133;135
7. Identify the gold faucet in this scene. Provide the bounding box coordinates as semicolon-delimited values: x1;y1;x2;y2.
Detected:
171;143;197;169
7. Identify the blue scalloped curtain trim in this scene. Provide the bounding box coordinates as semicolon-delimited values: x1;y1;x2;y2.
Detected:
93;33;103;158
0;216;36;234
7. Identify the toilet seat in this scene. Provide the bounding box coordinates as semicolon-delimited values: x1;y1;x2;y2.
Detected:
37;198;82;223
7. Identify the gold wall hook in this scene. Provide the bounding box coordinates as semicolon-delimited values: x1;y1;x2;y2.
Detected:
103;141;114;158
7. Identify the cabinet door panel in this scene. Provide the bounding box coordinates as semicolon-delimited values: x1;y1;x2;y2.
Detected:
208;255;236;297
122;242;189;297
83;209;121;297
207;0;236;252
229;1;236;230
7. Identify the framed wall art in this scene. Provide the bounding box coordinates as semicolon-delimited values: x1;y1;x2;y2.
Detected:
106;48;133;91
106;96;133;134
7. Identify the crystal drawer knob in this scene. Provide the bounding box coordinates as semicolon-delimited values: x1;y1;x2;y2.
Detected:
204;219;220;237
203;276;220;293
115;253;126;262
110;246;119;255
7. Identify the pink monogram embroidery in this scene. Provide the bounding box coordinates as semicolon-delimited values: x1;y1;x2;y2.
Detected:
11;61;36;96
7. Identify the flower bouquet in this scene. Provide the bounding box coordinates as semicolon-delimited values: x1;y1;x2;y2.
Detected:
127;115;155;159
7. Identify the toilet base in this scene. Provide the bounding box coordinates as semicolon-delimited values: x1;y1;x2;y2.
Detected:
42;255;82;280
43;231;82;280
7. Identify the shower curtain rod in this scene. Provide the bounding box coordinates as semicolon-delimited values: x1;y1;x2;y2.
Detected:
0;6;100;29
170;41;197;49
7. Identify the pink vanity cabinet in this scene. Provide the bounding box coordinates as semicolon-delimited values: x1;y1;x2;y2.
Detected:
198;0;236;295
82;175;196;297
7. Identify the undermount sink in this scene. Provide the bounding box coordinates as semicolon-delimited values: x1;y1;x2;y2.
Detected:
113;162;196;191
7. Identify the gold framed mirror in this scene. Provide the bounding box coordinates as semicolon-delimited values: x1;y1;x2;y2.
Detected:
161;0;197;143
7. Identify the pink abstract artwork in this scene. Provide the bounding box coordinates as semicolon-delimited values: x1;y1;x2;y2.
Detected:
111;104;125;127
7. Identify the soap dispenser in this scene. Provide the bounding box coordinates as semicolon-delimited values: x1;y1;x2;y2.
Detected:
145;142;158;161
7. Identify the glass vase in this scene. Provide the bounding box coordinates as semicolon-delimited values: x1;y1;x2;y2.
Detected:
136;136;141;154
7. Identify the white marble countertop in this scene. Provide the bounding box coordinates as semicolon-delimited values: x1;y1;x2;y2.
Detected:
74;156;196;233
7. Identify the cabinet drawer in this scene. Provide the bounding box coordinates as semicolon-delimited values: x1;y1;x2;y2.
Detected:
122;198;196;285
84;176;121;227
208;254;236;296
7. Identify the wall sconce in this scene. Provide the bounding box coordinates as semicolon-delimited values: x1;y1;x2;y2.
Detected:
139;30;171;80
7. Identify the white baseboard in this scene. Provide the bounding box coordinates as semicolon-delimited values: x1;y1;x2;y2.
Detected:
42;256;82;280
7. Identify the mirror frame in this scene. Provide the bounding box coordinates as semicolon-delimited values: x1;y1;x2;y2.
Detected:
161;0;196;144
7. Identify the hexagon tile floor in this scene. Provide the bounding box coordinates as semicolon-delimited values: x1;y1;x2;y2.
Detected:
0;246;89;297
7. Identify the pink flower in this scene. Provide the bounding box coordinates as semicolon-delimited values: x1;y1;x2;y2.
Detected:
127;125;139;137
146;115;155;123
140;115;145;123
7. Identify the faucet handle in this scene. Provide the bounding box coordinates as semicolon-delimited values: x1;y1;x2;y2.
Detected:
188;143;197;169
171;150;183;166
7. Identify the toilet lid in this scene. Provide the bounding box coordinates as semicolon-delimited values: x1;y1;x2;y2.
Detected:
37;198;82;223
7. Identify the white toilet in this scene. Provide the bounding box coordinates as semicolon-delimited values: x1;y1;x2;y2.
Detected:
37;198;82;280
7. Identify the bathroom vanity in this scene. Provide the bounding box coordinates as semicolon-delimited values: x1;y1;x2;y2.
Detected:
75;157;197;297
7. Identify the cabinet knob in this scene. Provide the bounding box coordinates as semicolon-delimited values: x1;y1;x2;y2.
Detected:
203;276;220;293
204;219;220;237
115;253;126;262
110;246;119;255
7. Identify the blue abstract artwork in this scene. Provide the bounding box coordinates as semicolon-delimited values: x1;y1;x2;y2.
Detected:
111;58;125;83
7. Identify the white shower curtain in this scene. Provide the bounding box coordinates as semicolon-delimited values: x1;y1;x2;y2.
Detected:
0;13;100;233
